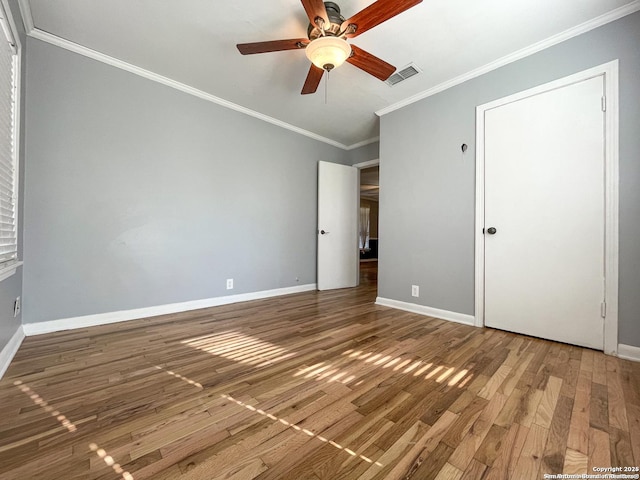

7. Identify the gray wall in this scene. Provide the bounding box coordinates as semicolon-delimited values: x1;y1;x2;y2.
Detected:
0;0;25;353
349;141;379;165
23;38;350;324
379;11;640;347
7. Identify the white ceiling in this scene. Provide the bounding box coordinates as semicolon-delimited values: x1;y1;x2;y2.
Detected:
24;0;638;148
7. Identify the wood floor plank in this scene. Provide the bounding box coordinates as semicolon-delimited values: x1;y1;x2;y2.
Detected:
588;427;611;472
433;462;463;480
534;375;563;429
383;410;458;480
447;393;507;471
405;441;454;480
564;447;588;475
609;426;635;469
606;359;629;432
1;263;638;479
482;423;529;480
472;424;506;467
442;396;488;449
478;365;511;400
494;387;525;428
592;352;608;386
357;420;430;480
626;404;640;466
515;387;544;428
567;370;592;454
510;423;549;479
589;382;609;433
460;458;487;480
540;394;574;475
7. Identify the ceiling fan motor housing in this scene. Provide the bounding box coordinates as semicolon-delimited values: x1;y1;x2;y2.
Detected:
307;2;346;40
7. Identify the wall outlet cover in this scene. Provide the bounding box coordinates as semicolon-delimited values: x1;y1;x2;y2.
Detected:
226;279;233;290
411;285;419;297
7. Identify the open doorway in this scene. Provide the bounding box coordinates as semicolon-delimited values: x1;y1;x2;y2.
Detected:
357;163;379;288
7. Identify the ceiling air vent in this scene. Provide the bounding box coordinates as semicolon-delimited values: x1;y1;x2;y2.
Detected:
386;64;421;86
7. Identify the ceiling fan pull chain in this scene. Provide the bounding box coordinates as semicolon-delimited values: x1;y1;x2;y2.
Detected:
325;69;329;104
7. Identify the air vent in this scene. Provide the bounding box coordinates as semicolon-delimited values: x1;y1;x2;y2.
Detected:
386;64;421;86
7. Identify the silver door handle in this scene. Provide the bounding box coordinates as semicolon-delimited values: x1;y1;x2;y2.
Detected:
320;230;329;235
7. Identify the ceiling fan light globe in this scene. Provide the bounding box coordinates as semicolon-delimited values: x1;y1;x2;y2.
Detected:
305;36;351;70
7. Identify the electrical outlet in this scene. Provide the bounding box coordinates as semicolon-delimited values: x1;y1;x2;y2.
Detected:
13;296;20;317
411;285;419;298
226;279;233;290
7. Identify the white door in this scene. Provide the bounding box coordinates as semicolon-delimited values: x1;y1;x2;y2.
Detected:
317;161;358;290
484;76;605;349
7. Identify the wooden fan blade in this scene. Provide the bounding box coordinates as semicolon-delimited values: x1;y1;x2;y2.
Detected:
301;64;324;95
341;0;423;38
237;39;308;55
301;0;329;29
346;44;396;81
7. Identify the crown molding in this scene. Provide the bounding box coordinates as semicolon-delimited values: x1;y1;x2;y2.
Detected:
19;0;635;146
1;0;21;50
376;0;640;117
24;24;353;150
345;136;379;151
18;0;379;151
16;0;33;33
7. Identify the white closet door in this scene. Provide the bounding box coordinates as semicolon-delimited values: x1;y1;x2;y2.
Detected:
484;75;605;349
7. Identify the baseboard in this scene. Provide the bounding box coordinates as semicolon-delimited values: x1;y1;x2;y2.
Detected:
23;284;317;336
617;343;640;362
375;297;475;326
0;325;24;379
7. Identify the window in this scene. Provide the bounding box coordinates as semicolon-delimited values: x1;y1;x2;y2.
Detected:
0;3;20;280
359;206;370;250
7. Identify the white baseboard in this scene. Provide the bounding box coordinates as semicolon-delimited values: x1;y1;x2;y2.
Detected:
0;325;24;379
23;284;317;336
375;297;475;326
617;343;640;362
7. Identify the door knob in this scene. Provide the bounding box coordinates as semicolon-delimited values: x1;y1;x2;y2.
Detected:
487;227;497;235
320;230;329;235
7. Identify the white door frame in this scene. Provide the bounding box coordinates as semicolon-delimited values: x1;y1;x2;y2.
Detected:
353;159;380;285
474;60;619;355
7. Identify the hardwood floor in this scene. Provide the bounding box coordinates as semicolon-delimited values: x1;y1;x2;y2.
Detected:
1;264;638;479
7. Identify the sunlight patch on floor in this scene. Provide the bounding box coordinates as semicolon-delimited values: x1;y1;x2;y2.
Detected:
154;365;203;389
13;380;77;432
221;394;383;468
293;350;472;388
89;443;133;480
181;331;295;367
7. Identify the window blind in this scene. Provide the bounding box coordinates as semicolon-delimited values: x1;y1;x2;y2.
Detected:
0;17;17;266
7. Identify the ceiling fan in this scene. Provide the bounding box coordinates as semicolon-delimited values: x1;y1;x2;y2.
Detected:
237;0;423;94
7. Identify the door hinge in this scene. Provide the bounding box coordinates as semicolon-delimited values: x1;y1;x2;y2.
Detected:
601;96;606;112
601;302;606;318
